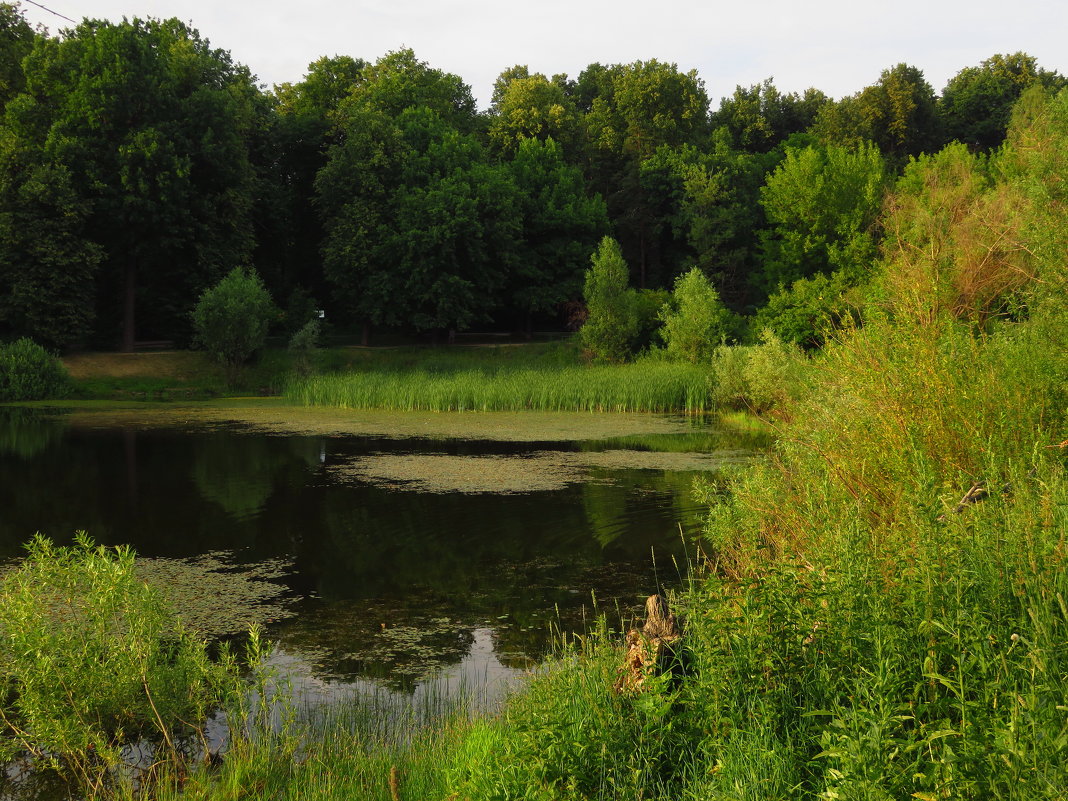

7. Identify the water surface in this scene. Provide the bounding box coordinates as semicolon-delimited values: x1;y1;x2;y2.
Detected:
0;402;765;700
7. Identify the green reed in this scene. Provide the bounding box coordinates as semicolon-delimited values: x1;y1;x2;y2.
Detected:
287;361;713;414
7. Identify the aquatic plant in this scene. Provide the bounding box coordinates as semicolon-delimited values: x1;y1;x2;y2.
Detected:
287;361;713;414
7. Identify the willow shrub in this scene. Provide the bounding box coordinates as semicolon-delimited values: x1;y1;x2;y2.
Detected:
0;534;249;789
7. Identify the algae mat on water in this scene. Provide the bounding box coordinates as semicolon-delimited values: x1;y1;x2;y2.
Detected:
27;399;718;442
333;450;755;494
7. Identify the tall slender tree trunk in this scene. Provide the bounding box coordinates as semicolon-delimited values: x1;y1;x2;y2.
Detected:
639;230;647;289
122;253;136;352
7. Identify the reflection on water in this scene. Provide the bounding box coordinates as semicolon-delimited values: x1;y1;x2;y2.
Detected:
0;406;764;699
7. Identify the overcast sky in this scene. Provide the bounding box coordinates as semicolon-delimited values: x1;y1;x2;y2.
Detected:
16;0;1068;109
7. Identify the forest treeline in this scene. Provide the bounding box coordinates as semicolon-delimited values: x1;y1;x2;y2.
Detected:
0;2;1064;351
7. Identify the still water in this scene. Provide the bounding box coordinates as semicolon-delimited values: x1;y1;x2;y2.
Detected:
0;403;764;703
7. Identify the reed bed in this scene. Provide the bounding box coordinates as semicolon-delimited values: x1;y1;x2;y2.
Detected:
286;362;713;414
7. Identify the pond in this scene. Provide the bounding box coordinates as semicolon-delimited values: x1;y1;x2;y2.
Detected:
0;401;766;711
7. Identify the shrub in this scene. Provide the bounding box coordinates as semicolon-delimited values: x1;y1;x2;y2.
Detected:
659;268;734;362
581;237;640;362
710;331;806;415
0;534;248;787
0;337;71;401
288;317;321;379
191;267;277;386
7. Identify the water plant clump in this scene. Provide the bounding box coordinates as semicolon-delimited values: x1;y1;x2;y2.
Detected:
0;533;252;793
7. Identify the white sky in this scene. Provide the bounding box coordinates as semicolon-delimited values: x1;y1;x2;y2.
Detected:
16;0;1068;110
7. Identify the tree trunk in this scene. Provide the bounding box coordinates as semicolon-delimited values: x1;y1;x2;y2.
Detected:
122;254;136;352
361;320;371;347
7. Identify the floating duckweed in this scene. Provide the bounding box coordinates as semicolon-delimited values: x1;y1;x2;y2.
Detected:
331;449;755;494
135;551;297;637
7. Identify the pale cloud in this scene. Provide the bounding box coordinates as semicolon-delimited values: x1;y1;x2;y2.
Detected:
17;0;1068;107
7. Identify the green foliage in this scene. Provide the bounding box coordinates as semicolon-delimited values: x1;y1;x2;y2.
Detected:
0;2;34;109
318;103;521;335
0;336;70;401
191;267;277;385
288;317;320;378
811;62;943;163
2;16;261;348
0;534;247;786
506;137;609;323
751;270;860;347
451;623;690;800
757;140;887;296
711;78;829;152
488;73;582;158
581;237;640;362
939;52;1066;151
658;267;734;362
709;331;807;415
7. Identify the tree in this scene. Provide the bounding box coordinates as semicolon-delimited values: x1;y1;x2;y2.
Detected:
506;137;608;334
0;2;34;110
191;267;276;385
658;268;734;362
812;63;942;164
757;141;887;295
260;56;367;308
0;160;101;348
488;72;582;159
343;48;477;133
711;79;828;152
581;236;639;362
580;60;710;288
318;104;521;338
2;17;260;349
939;53;1066;151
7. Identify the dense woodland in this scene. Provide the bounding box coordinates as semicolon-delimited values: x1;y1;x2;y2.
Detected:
0;2;1064;352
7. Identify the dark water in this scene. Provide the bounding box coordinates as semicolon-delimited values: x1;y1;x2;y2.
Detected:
0;405;760;701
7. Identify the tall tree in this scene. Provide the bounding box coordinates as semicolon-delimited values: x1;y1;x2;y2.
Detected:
260;55;366;311
812;63;942;165
487;72;582;159
0;2;34;110
318;100;521;339
2;17;260;349
580;59;710;288
939;53;1066;151
711;79;828;152
757;140;887;294
506;136;608;333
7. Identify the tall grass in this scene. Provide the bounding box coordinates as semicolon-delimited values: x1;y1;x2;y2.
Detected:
287;361;714;414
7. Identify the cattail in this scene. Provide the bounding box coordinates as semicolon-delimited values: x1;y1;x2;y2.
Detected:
389;765;400;801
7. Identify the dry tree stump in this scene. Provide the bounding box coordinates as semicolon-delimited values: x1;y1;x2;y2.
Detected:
614;593;683;694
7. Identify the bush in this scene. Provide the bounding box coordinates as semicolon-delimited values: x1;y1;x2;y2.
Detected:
0;337;71;401
191;267;277;386
288;317;321;378
0;534;248;786
581;237;640;362
710;331;806;415
659;268;734;362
